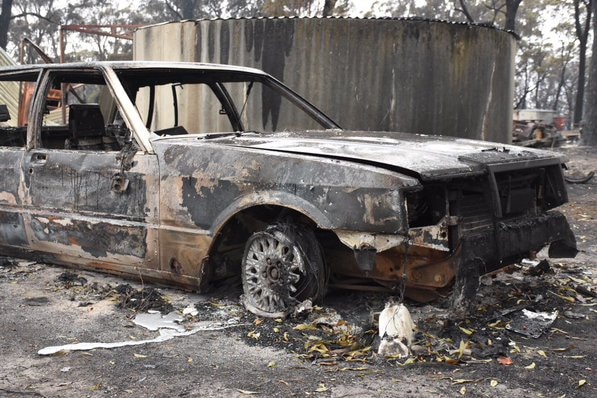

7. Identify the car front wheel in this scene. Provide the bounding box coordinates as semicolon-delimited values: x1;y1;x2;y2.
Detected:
241;223;326;317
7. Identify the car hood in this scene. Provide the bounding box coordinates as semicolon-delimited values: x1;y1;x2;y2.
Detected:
157;130;564;180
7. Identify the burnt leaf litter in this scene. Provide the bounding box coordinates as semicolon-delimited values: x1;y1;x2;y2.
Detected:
0;255;595;396
56;271;88;287
2;252;595;368
114;284;174;314
228;260;595;370
0;256;19;269
2;262;176;315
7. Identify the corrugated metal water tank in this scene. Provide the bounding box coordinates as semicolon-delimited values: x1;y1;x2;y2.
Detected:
134;17;516;143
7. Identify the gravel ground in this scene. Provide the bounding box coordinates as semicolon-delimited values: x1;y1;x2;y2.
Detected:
0;145;595;398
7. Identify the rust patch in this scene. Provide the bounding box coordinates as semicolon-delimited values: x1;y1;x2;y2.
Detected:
30;216;147;259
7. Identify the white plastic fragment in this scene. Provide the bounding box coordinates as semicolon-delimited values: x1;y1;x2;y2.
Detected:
521;259;540;267
522;309;558;322
506;309;558;338
377;301;415;358
38;320;243;356
182;304;199;317
133;311;185;332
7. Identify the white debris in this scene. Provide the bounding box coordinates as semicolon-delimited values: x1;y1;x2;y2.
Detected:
522;309;558;322
38;320;245;356
521;259;540;267
133;311;185;332
293;299;313;317
377;301;416;358
506;309;558;338
182;304;199;317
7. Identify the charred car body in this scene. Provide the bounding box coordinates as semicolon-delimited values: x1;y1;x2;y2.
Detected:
0;62;576;316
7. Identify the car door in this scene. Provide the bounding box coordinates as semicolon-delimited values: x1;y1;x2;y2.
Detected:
20;67;160;271
0;71;40;252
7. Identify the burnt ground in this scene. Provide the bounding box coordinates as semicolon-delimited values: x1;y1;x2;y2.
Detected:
0;145;595;398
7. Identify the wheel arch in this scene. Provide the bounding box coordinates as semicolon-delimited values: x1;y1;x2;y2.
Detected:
201;191;332;287
209;191;333;239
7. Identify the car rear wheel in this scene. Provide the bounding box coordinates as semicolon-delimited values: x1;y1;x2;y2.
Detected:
241;223;326;318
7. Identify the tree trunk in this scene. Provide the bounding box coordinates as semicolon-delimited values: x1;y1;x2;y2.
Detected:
584;0;597;144
552;61;568;111
322;0;336;17
574;42;587;125
0;0;13;50
573;0;592;126
457;0;475;23
505;0;522;31
180;0;198;19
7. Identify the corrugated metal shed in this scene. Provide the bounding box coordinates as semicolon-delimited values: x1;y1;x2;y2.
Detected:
0;48;19;126
134;17;516;143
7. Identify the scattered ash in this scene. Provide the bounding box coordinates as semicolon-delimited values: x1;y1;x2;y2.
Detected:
0;256;19;269
193;298;244;322
115;284;174;314
0;258;40;283
233;302;377;365
72;281;116;303
56;271;88;287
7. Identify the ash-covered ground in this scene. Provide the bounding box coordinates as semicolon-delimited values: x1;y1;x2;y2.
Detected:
0;145;595;398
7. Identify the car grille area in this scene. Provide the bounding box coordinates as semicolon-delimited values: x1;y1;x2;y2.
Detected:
449;164;565;238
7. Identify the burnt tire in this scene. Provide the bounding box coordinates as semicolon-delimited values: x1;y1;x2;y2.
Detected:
241;223;326;318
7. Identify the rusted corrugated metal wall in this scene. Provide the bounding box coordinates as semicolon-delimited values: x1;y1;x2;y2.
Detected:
134;17;516;143
0;48;19;126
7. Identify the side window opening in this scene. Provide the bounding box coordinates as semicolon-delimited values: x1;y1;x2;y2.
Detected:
0;72;40;148
135;82;234;135
220;80;324;132
114;69;335;137
39;72;134;151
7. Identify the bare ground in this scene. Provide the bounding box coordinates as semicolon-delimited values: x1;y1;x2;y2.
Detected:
0;145;595;398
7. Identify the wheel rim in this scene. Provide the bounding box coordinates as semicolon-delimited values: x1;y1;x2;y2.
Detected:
243;231;305;315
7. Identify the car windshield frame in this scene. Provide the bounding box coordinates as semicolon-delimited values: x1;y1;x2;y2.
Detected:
113;67;340;136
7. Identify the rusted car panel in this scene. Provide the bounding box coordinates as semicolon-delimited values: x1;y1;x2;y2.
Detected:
154;140;419;232
0;61;576;316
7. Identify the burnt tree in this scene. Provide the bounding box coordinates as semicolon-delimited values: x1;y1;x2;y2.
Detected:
584;0;597;144
505;0;523;31
322;0;336;16
455;0;522;32
573;0;592;126
0;0;12;50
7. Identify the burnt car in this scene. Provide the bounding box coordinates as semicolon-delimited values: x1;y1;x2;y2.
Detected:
0;62;576;317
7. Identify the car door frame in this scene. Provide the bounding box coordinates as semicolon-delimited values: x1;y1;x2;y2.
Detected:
20;65;161;274
0;69;42;254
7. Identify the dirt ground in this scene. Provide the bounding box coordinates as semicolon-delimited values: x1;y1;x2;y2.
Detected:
1;145;595;398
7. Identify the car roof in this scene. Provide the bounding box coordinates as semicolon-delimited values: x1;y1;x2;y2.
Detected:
0;61;268;76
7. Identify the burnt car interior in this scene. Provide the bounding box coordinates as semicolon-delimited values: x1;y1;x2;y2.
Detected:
0;70;133;152
0;68;336;151
0;71;40;147
37;72;133;151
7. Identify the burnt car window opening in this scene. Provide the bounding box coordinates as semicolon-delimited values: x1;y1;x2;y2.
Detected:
0;72;40;147
125;70;334;135
38;71;134;151
136;82;234;135
221;80;325;132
